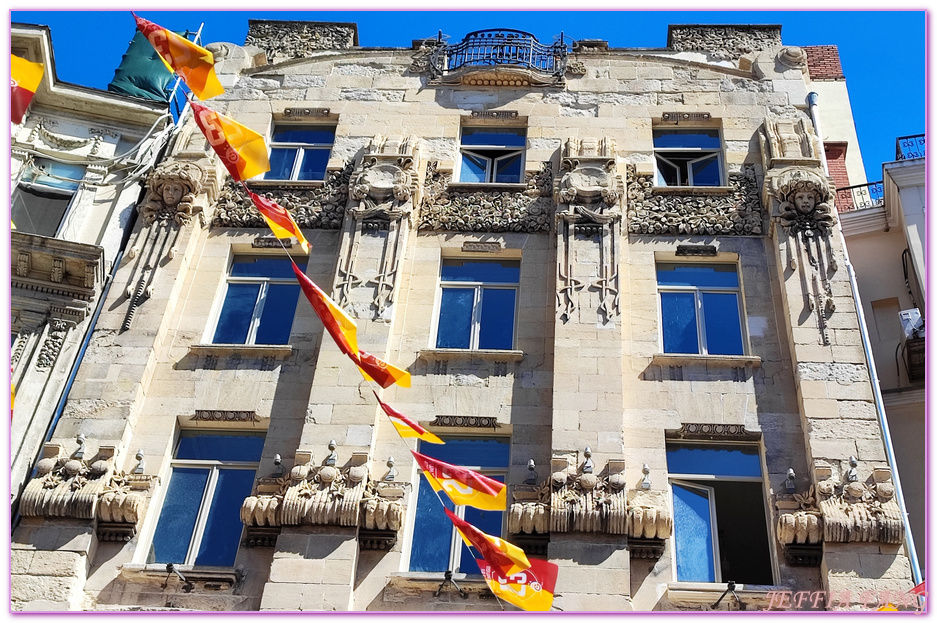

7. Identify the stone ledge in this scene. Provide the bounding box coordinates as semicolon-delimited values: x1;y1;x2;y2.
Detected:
419;348;524;362
446;182;529;193
388;571;490;594
667;582;791;610
651;353;761;368
120;563;240;589
188;344;293;358
651;185;734;195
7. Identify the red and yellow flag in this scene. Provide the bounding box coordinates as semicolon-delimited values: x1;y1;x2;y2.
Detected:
11;54;44;124
356;350;411;389
190;101;269;181
246;189;310;253
291;261;358;357
373;391;442;444
444;508;530;576
910;582;926;596
133;14;223;100
416;451;506;511
478;557;558;612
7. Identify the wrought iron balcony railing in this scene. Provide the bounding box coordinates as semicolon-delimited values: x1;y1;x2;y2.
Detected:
896;134;925;161
429;29;569;80
836;181;884;213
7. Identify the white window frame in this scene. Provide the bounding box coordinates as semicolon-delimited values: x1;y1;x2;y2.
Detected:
653;129;724;188
656;262;748;356
265;124;334;181
12;157;85;238
457;127;526;184
432;260;520;351
667;442;775;585
207;256;302;345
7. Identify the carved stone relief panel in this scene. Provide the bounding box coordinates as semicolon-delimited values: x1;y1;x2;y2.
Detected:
35;320;72;370
759;117;823;170
668;25;782;61
555;137;622;322
336;136;422;319
626;164;763;236
245;20;356;64
418;161;553;233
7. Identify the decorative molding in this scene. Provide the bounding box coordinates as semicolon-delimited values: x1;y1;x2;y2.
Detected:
470;110;518;119
816;473;904;544
759;117;823;170
138;160;206;226
418;161;553;233
565;60;587;76
626;164;763;236
429;415;500;429
212;162;353;230
661;112;712;124
509;482;551;535
626;489;673;540
284;107;330;117
550;456;628;534
408;38;445;75
462;241;503;253
17;252;30;277
96;472;155;541
245;20;356;63
629;538;667;559
777;46;808;71
667;423;761;441
35;320;71;370
191;410;261;423
27;117;104;154
775;484;823;546
50;258;64;283
667;25;782;61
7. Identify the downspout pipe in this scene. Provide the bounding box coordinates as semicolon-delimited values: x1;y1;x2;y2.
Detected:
807;92;922;585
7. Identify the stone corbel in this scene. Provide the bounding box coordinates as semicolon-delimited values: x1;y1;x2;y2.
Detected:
814;462;903;544
96;472;157;542
20;443;117;520
549;454;628;534
759;117;822;171
775;483;823;566
626;488;673;559
359;480;411;551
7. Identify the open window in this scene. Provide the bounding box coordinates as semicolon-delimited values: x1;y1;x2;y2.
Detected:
653;129;723;187
458;127;526;184
12;158;84;237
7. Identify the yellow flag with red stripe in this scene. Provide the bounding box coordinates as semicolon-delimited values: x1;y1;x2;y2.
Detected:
373;392;442;444
478;558;558;612
134;13;223;100
11;54;44;124
246;189;310;253
414;451;506;510
291;262;359;357
355;350;411;389
444;508;530;576
191;101;269;182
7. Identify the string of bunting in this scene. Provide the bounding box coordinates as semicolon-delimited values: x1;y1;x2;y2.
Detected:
136;13;558;611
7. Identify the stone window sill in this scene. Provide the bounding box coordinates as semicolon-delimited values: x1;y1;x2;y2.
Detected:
189;344;293;358
120;564;240;590
667;582;791;610
245;179;325;190
388;572;491;595
419;348;524;362
446;182;529;193
651;186;733;195
651;353;761;368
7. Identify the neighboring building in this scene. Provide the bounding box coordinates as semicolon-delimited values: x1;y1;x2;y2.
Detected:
10;24;171;508
11;21;919;612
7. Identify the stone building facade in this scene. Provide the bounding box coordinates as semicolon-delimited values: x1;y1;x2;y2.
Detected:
11;20;918;611
10;24;171;508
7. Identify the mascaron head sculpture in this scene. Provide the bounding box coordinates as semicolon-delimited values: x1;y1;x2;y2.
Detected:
775;169;835;237
140;161;204;225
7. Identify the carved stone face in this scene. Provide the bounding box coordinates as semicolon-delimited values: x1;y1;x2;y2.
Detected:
161;181;186;207
793;190;818;215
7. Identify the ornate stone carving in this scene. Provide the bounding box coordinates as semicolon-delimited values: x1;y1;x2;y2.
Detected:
50;258;64;283
430;415;500;429
668;25;782;61
212;162;353;230
408;37;445;75
550;457;628;534
11;331;30;366
565;60;587;76
626;164;763;236
20;445;118;520
139;161;205;225
772;168;836;238
245;20;356;63
626;489;673;539
27;116;104;154
16;252;29;277
509;480;551;535
555;137;622;322
361;481;409;531
812;471;904;544
96;472;153;541
191;410;261;423
759;118;823;170
776;484;823;546
668;422;761;441
777;46;808;70
35;320;70;370
418;161;553;233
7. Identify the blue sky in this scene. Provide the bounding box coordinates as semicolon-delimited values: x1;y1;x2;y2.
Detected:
10;10;926;183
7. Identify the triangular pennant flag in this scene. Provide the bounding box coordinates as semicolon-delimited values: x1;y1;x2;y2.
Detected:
290;262;358;357
190;101;269;181
134;13;224;100
909;582;926;596
246;189;310;253
443;508;529;577
356;350;411;389
478;557;558;612
11;54;44;124
373;391;443;444
414;451;505;510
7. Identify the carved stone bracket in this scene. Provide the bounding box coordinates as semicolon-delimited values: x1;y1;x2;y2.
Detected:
625;164;763;236
760;117;822;171
35;319;73;370
814;467;904;544
418;161;553;233
667;25;782;61
555;137;622;322
775;484;823;546
97;473;156;542
626;489;673;541
212;162;353;230
245;20;356;63
550;456;628;534
139;160;206;226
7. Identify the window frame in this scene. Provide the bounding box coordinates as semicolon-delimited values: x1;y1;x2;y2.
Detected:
264;123;335;182
432;258;521;351
207;255;305;346
405;436;510;574
656;262;748;356
456;126;527;185
144;431;263;568
667;441;775;585
11;157;85;238
652;128;725;188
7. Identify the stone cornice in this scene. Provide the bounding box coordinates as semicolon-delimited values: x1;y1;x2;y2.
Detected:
12;232;104;309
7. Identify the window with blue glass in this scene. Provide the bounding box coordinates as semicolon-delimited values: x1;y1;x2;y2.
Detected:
653;129;723;187
657;263;746;356
264;125;334;181
12;157;85;237
435;259;520;350
667;443;773;585
458;127;526;184
211;256;305;345
408;437;510;574
147;431;264;567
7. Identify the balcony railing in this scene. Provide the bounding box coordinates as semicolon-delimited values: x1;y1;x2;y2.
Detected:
896;134;925;161
836;181;884;213
430;29;569;79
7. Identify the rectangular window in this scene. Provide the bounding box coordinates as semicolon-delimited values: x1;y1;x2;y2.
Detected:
408;437;510;574
264;125;335;181
147;431;264;567
667;443;773;585
435;259;520;350
657;263;745;356
211;256;305;345
11;158;84;237
653;129;723;187
458;127;526;184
